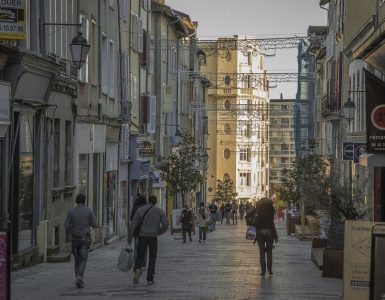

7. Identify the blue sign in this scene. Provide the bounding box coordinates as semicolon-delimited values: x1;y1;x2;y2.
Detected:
343;142;354;160
354;143;367;163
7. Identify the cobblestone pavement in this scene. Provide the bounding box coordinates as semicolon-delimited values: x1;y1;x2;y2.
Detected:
11;220;343;300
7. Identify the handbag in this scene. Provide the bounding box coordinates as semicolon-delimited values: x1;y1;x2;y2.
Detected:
117;247;134;272
133;206;152;237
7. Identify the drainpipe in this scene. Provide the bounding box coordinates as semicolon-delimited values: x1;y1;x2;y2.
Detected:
98;0;102;119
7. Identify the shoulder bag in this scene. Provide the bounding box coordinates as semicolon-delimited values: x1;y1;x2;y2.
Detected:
133;206;153;237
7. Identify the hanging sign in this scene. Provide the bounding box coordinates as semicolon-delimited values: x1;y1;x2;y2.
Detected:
365;70;385;153
0;0;26;40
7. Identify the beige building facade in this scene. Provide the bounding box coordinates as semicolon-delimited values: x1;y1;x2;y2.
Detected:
201;36;270;204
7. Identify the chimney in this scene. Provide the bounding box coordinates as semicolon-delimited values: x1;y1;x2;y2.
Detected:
280;93;283;100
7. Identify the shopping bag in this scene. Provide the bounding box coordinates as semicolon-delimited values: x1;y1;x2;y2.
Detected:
117;247;134;272
246;226;256;240
207;222;215;233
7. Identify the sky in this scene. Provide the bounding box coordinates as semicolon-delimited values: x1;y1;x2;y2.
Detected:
166;0;327;99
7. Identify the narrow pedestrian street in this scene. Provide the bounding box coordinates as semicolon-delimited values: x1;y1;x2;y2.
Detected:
11;221;342;300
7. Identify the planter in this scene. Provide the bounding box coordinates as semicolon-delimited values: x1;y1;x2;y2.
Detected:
322;248;343;278
287;213;301;235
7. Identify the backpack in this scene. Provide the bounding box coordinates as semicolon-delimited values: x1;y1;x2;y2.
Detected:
199;207;206;220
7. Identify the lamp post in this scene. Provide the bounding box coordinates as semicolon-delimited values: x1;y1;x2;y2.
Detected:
43;23;90;70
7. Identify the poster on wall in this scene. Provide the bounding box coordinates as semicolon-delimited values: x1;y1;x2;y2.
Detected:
365;70;385;153
343;220;385;300
0;0;25;40
171;209;183;234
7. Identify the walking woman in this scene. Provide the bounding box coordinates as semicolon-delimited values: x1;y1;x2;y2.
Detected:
196;202;209;243
246;198;278;276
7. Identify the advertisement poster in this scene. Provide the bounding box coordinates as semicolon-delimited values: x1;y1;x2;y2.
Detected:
171;209;183;233
0;0;25;40
344;221;385;300
0;232;8;300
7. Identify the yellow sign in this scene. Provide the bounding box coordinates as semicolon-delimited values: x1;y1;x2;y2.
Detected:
0;0;25;40
343;220;385;300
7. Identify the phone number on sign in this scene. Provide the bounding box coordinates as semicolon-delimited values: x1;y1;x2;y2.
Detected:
0;23;24;32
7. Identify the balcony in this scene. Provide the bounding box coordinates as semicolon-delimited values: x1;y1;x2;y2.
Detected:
321;95;341;119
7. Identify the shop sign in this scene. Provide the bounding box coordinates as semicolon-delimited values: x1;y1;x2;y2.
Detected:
342;142;354;160
137;141;155;157
344;220;385;300
0;0;26;40
365;70;385;153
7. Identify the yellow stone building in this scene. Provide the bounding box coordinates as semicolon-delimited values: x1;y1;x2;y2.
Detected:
200;36;270;204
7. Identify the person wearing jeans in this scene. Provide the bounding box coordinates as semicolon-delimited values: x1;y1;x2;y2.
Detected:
131;195;147;267
127;195;168;285
246;198;278;276
65;194;97;288
196;202;209;243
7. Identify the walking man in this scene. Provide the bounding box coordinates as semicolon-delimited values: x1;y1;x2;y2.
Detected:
208;201;218;229
65;193;97;288
231;200;238;224
127;195;168;285
180;205;193;243
239;201;245;220
224;201;232;224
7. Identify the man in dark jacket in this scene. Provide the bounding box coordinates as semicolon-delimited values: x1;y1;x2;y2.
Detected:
65;194;97;288
246;198;278;276
127;195;168;285
180;205;193;243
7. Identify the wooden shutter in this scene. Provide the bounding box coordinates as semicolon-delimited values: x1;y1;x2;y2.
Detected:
141;95;149;123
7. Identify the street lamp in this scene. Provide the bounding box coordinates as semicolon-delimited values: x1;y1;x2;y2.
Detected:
341;98;356;123
69;31;90;69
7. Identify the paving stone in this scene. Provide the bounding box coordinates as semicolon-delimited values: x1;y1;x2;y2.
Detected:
11;220;342;300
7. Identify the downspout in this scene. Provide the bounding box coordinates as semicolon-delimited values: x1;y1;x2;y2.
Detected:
98;0;102;119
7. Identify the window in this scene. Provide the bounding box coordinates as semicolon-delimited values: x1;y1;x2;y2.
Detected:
79;154;88;197
224;123;231;134
224;100;231;109
109;40;115;97
223;173;230;181
64;121;72;186
119;0;128;21
239;148;247;161
78;15;89;83
247;52;252;65
55;0;62;57
91;20;97;84
130;12;143;52
101;34;108;93
53;119;60;187
239;172;251;186
224;75;231;85
224;149;231;159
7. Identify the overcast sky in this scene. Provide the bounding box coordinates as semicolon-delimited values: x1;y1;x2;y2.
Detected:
166;0;327;98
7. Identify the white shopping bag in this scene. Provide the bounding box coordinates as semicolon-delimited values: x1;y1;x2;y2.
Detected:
117;247;134;272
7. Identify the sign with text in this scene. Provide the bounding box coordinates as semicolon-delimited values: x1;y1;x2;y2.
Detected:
344;221;385;300
0;0;25;40
137;141;155;157
370;225;385;300
365;70;385;153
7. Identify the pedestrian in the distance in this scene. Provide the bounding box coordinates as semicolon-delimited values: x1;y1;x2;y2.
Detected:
219;203;225;224
131;195;148;268
246;198;278;276
208;201;218;229
239;202;245;220
231;200;238;224
127;195;168;285
224;201;232;224
65;193;98;288
180;205;193;243
196;202;209;243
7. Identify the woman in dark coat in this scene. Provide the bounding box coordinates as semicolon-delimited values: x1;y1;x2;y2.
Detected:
246;198;278;276
180;205;193;243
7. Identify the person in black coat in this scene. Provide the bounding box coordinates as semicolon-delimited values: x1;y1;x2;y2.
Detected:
246;198;278;276
130;195;147;268
180;205;193;243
